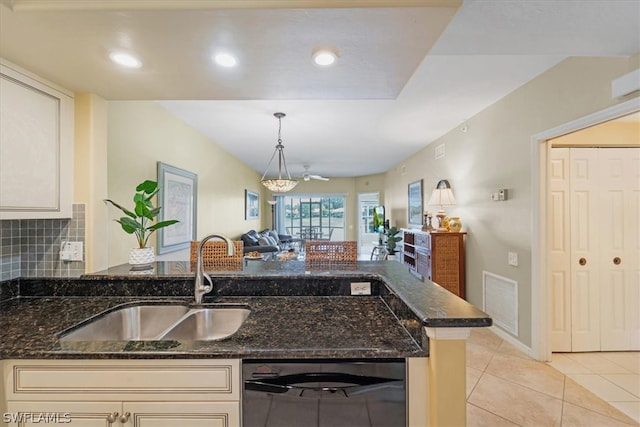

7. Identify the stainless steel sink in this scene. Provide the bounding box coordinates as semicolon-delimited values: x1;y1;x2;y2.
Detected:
59;302;250;342
161;307;251;341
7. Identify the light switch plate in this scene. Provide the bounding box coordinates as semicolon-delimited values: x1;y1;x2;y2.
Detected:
60;241;83;261
508;252;518;266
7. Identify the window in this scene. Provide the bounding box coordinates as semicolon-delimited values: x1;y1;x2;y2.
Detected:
278;194;345;241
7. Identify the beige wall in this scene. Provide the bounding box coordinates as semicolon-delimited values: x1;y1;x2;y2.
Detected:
384;56;637;348
106;101;265;266
74;93;109;273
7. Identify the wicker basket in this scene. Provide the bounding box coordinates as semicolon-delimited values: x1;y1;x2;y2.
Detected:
190;240;244;271
304;240;357;269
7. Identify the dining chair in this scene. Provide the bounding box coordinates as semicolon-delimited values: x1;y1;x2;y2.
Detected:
319;228;334;241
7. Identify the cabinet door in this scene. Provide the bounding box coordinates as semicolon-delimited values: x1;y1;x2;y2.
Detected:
122;402;240;427
415;249;431;279
6;401;240;427
0;60;74;219
6;401;115;426
431;234;464;298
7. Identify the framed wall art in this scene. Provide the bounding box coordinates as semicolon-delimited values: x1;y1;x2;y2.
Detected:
408;179;423;226
245;189;259;220
157;162;197;254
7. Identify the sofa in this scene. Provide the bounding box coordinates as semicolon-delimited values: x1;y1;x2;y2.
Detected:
239;229;293;255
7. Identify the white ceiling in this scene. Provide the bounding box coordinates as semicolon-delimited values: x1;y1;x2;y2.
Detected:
1;0;638;179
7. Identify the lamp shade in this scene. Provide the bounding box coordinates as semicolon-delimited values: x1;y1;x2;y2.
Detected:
428;188;456;207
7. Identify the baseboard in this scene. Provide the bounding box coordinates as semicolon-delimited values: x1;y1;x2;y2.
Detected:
488;325;534;359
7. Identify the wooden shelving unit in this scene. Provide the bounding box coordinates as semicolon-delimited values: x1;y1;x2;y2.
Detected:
401;229;466;299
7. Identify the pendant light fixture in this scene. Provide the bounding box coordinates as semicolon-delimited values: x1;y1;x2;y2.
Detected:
260;112;298;193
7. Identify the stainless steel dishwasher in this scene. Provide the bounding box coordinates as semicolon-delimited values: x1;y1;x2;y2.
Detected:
242;359;406;427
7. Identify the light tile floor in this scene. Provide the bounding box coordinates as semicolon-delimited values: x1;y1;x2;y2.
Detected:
466;328;639;426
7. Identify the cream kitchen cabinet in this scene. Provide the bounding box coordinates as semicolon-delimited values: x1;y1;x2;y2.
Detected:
0;59;74;219
6;401;239;426
2;359;240;427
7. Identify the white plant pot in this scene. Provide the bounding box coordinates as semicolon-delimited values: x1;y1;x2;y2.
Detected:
129;247;155;267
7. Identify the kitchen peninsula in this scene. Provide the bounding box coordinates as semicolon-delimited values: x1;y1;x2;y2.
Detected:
0;260;491;426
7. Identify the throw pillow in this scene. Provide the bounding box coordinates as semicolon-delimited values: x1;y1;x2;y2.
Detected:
267;230;281;246
258;236;272;246
241;232;259;247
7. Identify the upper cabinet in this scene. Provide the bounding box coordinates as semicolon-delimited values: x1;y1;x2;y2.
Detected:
0;59;74;219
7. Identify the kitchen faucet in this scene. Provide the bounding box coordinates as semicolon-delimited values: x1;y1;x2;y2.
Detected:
194;234;235;304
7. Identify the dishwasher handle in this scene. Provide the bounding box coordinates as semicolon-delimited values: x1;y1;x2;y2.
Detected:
244;372;403;397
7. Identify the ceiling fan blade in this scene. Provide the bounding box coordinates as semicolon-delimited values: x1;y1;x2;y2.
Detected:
300;166;329;181
310;174;330;181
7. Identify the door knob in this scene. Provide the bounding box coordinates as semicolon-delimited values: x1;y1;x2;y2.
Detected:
119;412;131;423
106;412;119;424
613;257;621;265
578;258;587;266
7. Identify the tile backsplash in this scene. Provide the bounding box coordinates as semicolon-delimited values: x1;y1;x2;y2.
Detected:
0;204;86;280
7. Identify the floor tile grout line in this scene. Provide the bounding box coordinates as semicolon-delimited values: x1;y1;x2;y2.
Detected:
551;361;640;424
598;353;640;374
466;401;522;426
567;372;640;402
560;375;567;427
467;330;640;425
561;375;638;425
477;369;566;402
598;373;640;401
563;352;637;375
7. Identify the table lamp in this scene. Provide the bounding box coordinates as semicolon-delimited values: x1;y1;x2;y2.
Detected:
427;179;456;232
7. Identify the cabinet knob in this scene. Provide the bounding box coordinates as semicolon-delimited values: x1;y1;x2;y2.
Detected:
613;257;621;265
578;258;587;266
106;412;119;424
119;412;131;423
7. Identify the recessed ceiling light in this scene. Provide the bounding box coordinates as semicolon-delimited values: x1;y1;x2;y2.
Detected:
214;53;237;68
109;52;142;69
312;49;337;66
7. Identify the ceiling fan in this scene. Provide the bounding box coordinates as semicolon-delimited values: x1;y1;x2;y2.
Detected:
301;164;329;182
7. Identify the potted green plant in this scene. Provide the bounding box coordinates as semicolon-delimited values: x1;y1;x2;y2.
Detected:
104;180;179;266
384;226;402;259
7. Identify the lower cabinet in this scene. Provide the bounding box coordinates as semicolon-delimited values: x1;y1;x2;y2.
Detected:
6;401;238;426
2;359;240;427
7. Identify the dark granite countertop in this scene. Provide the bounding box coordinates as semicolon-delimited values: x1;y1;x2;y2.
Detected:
0;260;491;360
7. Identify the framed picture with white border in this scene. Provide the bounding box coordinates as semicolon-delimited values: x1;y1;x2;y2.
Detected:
408;179;423;226
157;162;197;254
245;189;259;220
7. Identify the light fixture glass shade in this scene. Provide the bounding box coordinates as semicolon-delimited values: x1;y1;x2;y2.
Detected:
261;179;298;193
260;112;298;193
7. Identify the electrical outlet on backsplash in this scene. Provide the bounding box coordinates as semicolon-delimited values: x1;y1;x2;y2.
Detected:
0;203;86;281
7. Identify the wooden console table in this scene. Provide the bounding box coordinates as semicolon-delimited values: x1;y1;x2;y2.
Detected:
402;229;466;299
